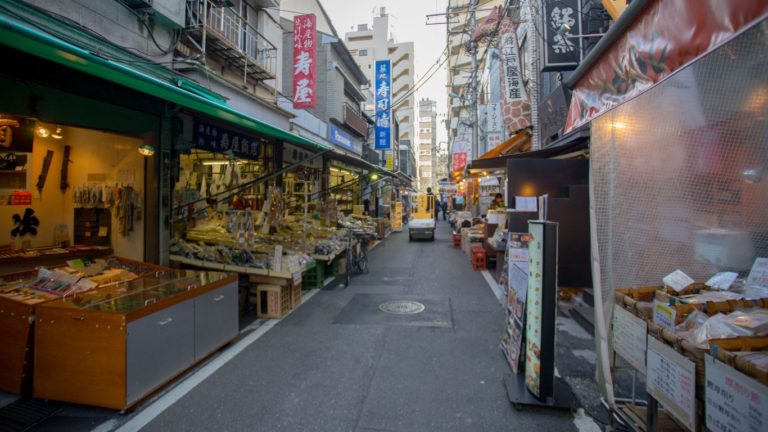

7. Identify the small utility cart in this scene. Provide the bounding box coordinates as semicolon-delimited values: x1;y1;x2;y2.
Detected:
408;194;436;241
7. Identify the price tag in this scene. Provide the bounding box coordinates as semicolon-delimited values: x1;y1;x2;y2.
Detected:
663;269;694;292
747;257;768;287
292;272;301;284
647;336;696;431
706;272;738;290
653;300;677;331
612;307;648;373
705;354;768;432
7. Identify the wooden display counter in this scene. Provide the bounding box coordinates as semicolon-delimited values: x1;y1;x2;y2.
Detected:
33;270;238;410
0;257;166;395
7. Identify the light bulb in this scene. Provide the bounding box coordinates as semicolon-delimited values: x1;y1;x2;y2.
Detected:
35;126;50;138
51;127;63;139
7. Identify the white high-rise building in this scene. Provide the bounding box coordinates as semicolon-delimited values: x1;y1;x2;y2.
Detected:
418;98;437;192
345;7;416;179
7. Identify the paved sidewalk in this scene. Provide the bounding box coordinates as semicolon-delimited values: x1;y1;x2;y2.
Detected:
133;221;577;432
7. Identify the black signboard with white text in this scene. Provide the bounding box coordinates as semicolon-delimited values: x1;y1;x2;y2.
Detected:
542;0;583;72
192;119;260;159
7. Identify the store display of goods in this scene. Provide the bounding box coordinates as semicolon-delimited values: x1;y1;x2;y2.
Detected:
0;244;111;261
0;257;158;304
33;270;238;409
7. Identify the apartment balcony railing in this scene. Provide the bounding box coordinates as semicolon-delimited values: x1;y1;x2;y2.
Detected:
185;0;276;82
343;103;368;137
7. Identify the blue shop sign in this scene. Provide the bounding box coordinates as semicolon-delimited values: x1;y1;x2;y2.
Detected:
329;124;355;151
374;60;391;150
193;119;260;159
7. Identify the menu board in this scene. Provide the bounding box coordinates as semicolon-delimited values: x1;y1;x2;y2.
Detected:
501;233;531;371
612;307;647;374
705;354;768;432
525;223;545;398
646;336;696;431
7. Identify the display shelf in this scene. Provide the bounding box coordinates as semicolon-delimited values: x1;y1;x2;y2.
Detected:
169;254;304;278
33;270;238;410
0;256;169;395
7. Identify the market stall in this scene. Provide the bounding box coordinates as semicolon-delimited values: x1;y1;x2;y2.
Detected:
564;2;768;430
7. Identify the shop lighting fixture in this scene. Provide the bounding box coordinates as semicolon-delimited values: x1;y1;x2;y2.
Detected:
611;122;627;129
743;165;766;184
51;127;63;139
370;173;379;180
201;160;246;166
138;144;155;156
35;125;50;138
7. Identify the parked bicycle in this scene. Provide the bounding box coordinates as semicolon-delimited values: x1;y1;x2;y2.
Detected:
345;229;372;286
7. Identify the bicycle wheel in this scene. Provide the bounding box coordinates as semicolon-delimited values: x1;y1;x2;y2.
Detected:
345;241;352;286
359;249;369;274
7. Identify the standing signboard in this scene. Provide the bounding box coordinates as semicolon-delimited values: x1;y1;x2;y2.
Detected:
374;60;392;150
646;336;696;431
524;221;558;400
501;233;532;374
292;14;316;109
705;354;768;432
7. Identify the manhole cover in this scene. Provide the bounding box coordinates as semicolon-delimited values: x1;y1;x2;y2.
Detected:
378;300;425;315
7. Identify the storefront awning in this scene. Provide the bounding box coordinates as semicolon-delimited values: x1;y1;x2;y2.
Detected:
0;12;330;153
477;129;532;160
469;128;589;171
325;150;396;178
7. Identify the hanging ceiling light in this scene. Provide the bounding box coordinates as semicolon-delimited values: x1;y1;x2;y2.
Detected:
138;144;155;156
51;127;64;139
35;125;50;138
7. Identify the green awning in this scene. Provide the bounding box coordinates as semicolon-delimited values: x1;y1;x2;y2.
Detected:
0;12;329;153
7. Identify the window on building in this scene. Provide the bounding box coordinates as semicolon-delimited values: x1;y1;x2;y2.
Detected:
359;49;368;56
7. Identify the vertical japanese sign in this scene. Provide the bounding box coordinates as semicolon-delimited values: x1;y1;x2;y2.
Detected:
486;103;503;150
542;0;582;71
374;60;392;150
500;32;528;103
292;14;316;109
452;122;470;172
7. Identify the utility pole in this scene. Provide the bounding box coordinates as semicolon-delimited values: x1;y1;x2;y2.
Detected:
469;0;479;161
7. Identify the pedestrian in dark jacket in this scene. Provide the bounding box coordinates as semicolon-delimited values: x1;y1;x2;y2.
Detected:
441;200;448;221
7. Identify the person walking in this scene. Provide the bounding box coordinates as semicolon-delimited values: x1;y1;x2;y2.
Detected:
441;199;448;221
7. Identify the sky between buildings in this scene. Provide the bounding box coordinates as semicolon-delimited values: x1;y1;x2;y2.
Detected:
321;0;450;148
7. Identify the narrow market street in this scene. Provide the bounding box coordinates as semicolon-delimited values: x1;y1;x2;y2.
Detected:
100;221;580;432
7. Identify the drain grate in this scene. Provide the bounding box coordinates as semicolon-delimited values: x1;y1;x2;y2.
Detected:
0;398;61;432
378;300;425;315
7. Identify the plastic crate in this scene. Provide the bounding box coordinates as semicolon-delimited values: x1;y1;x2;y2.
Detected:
302;262;326;289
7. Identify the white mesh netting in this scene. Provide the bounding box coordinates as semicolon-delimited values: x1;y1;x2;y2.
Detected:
590;21;768;399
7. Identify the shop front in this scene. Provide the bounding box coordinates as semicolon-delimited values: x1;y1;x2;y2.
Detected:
0;9;328;407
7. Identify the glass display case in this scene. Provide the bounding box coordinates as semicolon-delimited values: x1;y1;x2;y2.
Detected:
0;257;168;396
33;270;238;410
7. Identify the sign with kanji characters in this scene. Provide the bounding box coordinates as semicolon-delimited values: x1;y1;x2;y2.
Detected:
485;103;503;150
705;354;768;432
374;60;392;150
542;0;582;71
500;33;528;102
292;14;316;109
647;336;696;431
192;119;259;159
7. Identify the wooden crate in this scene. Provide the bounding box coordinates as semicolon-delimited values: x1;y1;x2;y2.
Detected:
615;285;768;325
256;284;291;319
710;336;768;386
291;281;301;308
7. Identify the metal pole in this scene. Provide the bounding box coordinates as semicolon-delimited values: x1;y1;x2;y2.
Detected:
469;0;479;161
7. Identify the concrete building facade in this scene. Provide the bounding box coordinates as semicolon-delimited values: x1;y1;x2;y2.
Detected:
417;98;437;192
344;7;416;178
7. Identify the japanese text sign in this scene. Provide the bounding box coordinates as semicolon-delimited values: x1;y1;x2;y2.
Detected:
193;119;259;159
612;307;647;374
647;336;696;431
500;33;528;102
542;0;582;71
748;257;768;287
705;354;768;432
374;60;391;150
292;14;316;109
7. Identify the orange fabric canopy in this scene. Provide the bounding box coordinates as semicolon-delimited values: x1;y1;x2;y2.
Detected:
478;130;531;160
